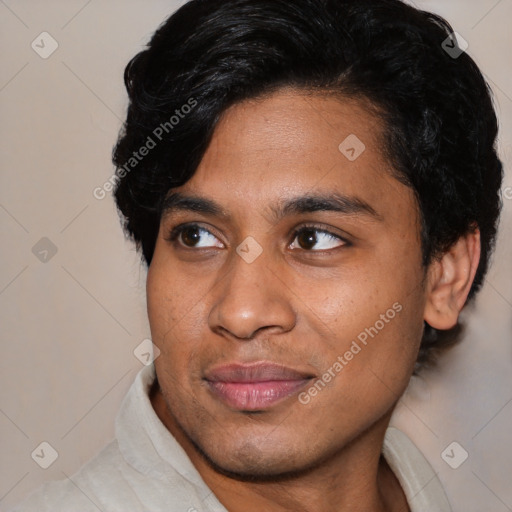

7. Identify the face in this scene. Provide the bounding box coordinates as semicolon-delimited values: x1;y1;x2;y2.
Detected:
147;89;428;478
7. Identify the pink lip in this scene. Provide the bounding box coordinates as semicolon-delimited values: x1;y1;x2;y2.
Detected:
204;362;314;411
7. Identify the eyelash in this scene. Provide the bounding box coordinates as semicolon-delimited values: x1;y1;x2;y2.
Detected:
165;222;350;252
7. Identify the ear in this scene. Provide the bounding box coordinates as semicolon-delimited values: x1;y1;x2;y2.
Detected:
424;228;481;330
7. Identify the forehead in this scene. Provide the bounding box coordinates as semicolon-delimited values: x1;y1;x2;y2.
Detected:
202;89;385;176
164;89;417;228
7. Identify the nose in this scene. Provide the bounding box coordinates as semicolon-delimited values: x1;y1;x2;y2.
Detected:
208;247;296;340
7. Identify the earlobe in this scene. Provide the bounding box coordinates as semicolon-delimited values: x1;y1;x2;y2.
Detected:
423;228;481;330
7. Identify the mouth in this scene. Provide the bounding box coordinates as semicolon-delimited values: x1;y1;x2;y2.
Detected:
203;362;315;411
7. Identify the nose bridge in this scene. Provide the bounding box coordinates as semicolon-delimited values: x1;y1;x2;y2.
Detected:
208;239;295;339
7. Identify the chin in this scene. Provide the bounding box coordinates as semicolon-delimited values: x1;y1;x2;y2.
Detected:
189;428;326;482
199;447;319;482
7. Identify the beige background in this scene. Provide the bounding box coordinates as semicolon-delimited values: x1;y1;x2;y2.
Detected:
1;1;511;510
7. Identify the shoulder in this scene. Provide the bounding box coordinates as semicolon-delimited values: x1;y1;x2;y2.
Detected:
383;427;452;512
9;365;220;512
8;441;120;512
9;438;217;512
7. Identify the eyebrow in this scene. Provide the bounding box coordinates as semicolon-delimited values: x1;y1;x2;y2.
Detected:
161;191;382;223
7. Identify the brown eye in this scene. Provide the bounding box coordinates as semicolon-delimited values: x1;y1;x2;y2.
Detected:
290;226;346;251
180;226;202;247
167;223;224;249
296;228;318;250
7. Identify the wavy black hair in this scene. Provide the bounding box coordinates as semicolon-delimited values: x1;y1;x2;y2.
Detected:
112;0;503;369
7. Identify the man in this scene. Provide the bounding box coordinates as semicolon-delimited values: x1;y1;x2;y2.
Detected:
12;0;503;510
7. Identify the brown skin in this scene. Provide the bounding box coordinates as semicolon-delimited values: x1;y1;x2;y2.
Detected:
147;89;480;512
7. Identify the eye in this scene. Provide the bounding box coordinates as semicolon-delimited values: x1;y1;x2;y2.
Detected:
166;223;348;252
167;223;224;249
289;225;347;251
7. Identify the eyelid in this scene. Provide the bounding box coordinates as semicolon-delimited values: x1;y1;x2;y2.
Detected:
166;222;225;247
166;221;350;251
289;223;350;249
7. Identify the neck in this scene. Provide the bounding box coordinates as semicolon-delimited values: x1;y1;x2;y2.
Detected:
151;386;409;512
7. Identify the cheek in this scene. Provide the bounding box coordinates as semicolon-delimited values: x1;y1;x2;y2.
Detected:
300;263;411;337
315;309;423;425
146;262;171;339
147;251;200;337
303;251;425;383
337;294;424;407
146;258;208;376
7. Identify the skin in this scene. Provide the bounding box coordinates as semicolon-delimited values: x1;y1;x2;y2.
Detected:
147;89;480;512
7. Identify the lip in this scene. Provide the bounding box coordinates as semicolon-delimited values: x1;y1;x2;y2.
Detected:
204;362;314;411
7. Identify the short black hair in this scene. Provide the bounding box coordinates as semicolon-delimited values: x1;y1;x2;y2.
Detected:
112;0;503;369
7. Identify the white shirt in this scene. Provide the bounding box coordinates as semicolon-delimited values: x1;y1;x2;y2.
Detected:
11;364;452;512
